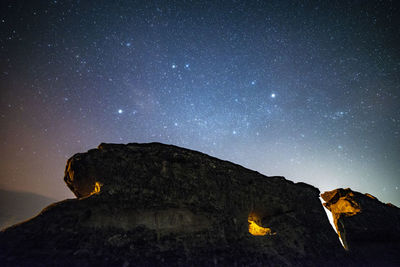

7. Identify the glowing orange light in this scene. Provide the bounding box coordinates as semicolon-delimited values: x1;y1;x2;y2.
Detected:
248;219;272;236
90;182;101;195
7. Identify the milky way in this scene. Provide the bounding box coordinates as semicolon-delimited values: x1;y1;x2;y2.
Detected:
1;1;399;205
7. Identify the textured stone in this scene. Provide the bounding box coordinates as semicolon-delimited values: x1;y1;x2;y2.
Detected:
1;143;346;266
321;188;400;266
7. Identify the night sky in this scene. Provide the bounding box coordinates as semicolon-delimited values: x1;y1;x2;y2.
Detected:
1;1;399;206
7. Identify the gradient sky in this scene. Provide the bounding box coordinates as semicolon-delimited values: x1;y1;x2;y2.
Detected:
1;0;399;206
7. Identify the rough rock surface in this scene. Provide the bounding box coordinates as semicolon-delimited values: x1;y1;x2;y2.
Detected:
0;143;346;266
321;188;400;266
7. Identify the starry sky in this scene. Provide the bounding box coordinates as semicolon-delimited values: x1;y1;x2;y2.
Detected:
1;0;399;206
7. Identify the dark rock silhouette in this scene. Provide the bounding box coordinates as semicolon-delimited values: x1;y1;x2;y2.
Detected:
321;188;400;266
0;143;374;266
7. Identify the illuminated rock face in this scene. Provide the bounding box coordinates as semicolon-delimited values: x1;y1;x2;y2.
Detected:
248;212;273;236
248;220;272;236
322;188;400;265
1;143;346;266
89;181;101;196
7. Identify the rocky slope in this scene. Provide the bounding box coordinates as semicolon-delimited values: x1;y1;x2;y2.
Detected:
321;188;400;266
0;143;353;266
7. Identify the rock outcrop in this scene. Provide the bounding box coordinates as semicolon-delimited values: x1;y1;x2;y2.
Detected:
321;188;400;266
1;143;347;266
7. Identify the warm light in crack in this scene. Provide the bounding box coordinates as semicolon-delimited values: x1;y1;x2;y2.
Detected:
248;219;272;236
90;182;101;195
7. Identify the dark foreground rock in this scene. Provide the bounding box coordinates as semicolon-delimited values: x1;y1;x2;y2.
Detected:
0;143;347;266
321;188;400;266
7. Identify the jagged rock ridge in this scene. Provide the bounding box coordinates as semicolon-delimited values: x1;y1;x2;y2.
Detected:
0;143;354;266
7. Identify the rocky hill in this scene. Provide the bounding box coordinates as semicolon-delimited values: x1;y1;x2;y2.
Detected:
0;143;398;266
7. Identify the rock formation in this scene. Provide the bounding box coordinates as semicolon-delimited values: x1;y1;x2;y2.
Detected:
0;143;372;266
2;143;400;265
321;188;400;266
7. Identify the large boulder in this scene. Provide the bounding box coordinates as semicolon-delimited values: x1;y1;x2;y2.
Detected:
0;143;346;266
321;188;400;266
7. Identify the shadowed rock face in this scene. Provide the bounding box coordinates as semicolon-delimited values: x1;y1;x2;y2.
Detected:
0;143;346;266
321;188;400;266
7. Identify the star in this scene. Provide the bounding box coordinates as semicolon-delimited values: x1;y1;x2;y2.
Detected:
2;0;399;211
